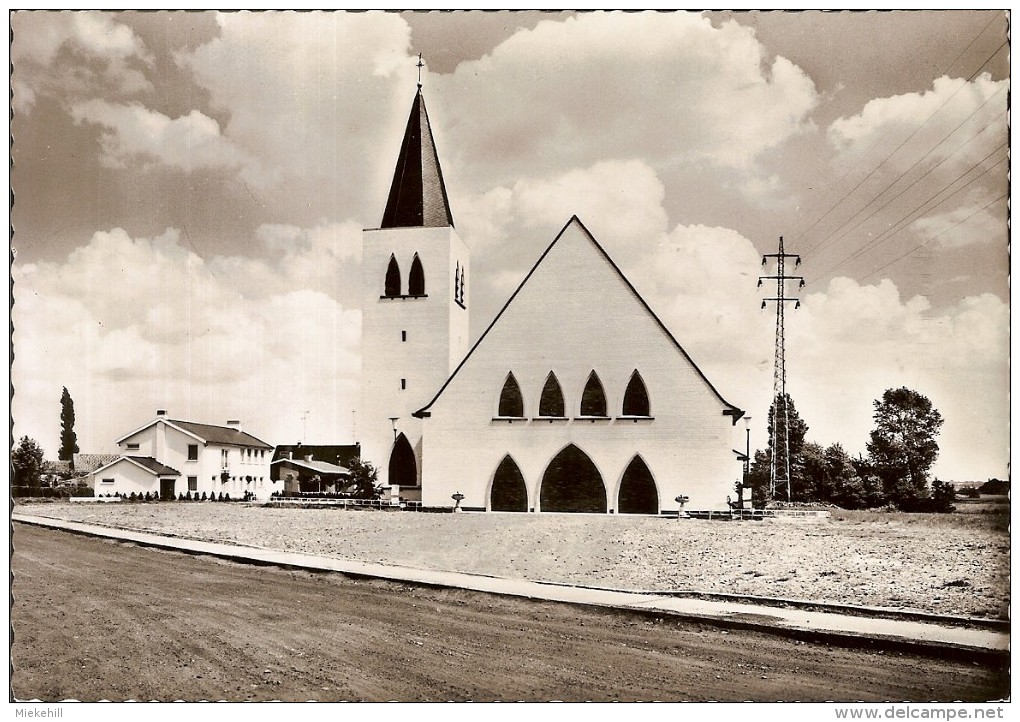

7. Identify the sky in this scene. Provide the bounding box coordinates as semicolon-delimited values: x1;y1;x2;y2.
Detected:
9;10;1010;482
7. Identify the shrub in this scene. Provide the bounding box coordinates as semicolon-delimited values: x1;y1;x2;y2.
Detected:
224;493;231;502
200;491;207;501
70;485;94;498
178;492;185;501
218;492;224;501
129;492;137;501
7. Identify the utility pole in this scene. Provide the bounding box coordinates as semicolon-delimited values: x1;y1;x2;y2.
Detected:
759;236;804;502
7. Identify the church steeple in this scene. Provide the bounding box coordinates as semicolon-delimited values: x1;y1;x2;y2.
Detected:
380;87;455;229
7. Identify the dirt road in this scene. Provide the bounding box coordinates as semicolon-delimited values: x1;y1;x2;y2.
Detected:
11;524;1008;702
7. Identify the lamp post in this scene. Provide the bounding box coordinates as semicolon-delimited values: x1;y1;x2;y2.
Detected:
742;416;752;509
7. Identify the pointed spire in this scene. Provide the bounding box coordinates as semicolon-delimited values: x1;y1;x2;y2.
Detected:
380;86;455;229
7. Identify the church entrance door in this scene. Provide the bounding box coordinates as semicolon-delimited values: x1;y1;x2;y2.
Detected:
617;456;659;514
388;433;417;487
490;455;527;512
539;445;607;513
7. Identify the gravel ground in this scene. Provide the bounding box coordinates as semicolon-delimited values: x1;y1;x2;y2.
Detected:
17;500;1009;619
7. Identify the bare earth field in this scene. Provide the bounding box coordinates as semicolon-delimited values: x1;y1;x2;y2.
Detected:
11;524;1009;702
17;498;1009;619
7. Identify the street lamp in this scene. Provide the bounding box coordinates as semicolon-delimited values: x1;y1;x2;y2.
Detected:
742;416;753;509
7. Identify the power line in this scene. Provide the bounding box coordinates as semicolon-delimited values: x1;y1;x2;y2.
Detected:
790;36;1007;252
801;82;1006;261
812;150;1006;282
859;191;1007;282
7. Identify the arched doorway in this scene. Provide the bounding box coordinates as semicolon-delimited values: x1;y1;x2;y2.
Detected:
617;456;659;515
490;455;528;512
540;444;606;513
388;433;417;487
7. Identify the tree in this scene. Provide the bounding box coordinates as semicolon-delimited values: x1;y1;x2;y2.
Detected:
347;458;383;500
866;387;944;507
12;436;45;489
59;386;80;463
756;393;810;503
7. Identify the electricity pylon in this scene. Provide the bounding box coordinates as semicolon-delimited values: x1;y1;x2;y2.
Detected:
759;236;804;501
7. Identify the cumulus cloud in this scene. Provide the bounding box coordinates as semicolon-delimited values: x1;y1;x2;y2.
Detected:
12;226;362;457
909;191;1007;248
69;100;266;181
438;12;818;190
12;11;152;113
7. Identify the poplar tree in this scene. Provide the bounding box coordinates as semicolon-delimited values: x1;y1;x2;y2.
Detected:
59;386;79;464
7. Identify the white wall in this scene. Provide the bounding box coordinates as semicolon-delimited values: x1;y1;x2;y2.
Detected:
421;220;743;511
93;459;162;497
360;225;469;485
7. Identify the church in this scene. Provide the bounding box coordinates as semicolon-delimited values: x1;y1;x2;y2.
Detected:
359;85;744;513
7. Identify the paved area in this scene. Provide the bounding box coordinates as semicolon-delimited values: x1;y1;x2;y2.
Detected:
13;513;1007;656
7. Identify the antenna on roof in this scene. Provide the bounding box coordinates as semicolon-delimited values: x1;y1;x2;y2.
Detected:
416;53;424;88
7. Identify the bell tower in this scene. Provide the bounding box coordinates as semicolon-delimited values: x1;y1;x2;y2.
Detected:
360;83;470;497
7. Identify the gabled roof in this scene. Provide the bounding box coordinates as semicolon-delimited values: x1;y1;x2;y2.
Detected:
271;458;351;475
272;444;361;467
379;87;454;229
73;453;121;474
414;216;744;422
92;456;180;477
115;417;273;449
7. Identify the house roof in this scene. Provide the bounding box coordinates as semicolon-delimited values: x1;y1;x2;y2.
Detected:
115;418;273;449
92;456;181;477
272;444;361;467
414;216;744;422
379;87;454;229
271;458;351;476
73;453;121;474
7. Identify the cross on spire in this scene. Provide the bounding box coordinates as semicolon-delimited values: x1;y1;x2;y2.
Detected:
416;53;424;88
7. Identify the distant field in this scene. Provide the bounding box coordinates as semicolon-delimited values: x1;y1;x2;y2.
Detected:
16;498;1009;619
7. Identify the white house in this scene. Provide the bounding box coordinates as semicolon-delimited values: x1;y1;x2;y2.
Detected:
91;410;275;499
359;85;745;512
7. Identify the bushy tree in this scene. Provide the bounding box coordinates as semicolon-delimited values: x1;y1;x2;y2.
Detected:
12;436;45;489
347;458;384;500
765;393;810;501
59;387;80;463
866;387;943;507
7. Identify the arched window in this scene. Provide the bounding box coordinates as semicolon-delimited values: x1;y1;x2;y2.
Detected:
622;371;650;416
498;373;524;417
459;267;466;304
454;263;460;301
388;433;417;487
580;371;607;417
618;456;658;514
384;254;401;297
538;372;565;417
490;455;527;512
408;254;425;296
540;444;606;513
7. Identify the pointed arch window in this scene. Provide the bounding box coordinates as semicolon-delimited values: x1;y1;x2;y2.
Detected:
498;373;525;418
459;267;466;304
384;255;401;297
622;371;650;416
408;254;425;296
454;262;460;301
580;371;607;417
538;372;565;418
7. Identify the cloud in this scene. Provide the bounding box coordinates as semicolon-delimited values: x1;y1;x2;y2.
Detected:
438;12;818;191
12;226;362;458
12;11;153;113
908;190;1007;248
69;100;265;181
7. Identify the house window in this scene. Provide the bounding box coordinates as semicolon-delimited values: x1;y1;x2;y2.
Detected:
623;371;651;416
101;478;114;485
221;449;228;469
408;254;425;295
188;476;198;492
498;373;524;417
384;254;401;297
539;372;565;417
126;443;140;451
580;371;607;417
188;444;199;461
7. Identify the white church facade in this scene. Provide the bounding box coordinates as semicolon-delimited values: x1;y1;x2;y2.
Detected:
359;86;744;513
